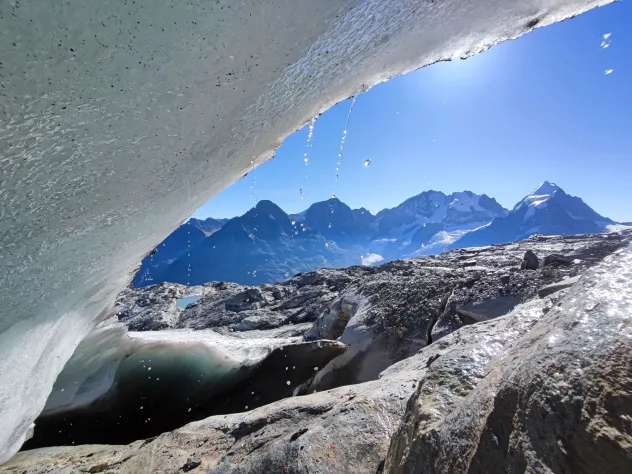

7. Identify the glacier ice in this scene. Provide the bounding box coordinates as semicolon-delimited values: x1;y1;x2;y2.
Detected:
23;322;303;447
0;0;614;462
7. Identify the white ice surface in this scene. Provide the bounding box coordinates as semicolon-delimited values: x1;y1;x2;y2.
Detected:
0;0;614;463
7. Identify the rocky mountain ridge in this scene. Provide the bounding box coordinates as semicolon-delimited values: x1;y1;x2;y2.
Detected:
137;183;619;287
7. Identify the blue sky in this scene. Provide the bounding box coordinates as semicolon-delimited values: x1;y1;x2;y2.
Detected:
194;1;632;222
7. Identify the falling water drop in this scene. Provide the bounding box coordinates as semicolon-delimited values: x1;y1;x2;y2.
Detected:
291;220;296;225
604;69;614;75
364;159;371;167
331;193;336;199
332;96;356;191
302;117;317;169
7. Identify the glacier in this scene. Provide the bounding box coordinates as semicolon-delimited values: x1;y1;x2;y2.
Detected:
0;0;615;462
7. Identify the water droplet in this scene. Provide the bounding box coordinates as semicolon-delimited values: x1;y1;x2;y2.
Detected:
314;367;318;371
291;220;296;225
245;405;248;410
603;32;612;39
605;69;614;75
331;193;336;198
286;381;291;386
325;242;329;248
364;159;371;167
328;223;332;228
302;117;317;168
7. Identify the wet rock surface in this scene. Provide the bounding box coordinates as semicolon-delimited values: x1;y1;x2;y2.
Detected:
385;239;632;474
4;231;632;473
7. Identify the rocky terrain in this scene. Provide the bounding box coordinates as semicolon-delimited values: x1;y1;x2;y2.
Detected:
3;230;631;473
117;230;629;394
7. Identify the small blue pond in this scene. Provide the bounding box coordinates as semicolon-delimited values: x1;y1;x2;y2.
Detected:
175;295;201;309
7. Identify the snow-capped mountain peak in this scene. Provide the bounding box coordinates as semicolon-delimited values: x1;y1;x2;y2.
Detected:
453;181;613;250
515;181;561;211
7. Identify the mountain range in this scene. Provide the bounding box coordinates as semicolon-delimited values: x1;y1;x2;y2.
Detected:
133;182;619;286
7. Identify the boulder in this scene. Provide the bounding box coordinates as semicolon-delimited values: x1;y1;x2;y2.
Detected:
543;253;574;267
520;249;539;270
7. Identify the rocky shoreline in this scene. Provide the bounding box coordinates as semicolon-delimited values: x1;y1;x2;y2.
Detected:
3;230;631;473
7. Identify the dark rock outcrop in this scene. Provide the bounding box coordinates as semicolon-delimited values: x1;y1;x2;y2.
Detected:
521;249;539;269
543;253;574;267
